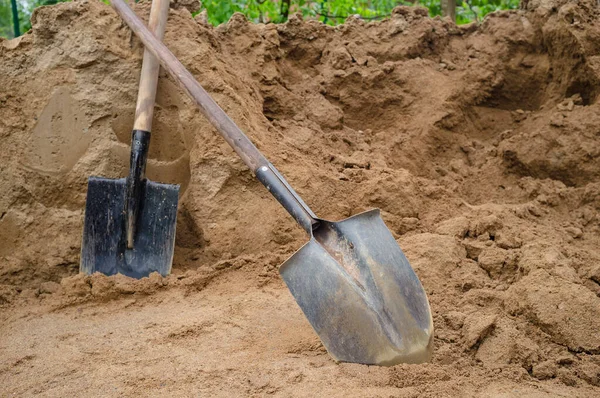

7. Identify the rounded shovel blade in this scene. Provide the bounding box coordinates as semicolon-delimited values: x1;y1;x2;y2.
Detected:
279;209;433;366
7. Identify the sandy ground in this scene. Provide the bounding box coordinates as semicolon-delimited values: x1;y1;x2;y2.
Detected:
1;0;600;396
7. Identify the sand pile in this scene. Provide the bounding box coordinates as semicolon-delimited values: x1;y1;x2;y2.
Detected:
1;0;600;395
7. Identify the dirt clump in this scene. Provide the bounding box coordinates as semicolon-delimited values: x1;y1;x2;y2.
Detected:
1;0;600;396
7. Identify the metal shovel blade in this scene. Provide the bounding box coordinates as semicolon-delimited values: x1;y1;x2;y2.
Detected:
80;176;179;279
280;209;433;366
106;0;432;365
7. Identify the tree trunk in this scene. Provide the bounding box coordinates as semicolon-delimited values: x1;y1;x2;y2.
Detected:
279;0;291;22
442;0;456;23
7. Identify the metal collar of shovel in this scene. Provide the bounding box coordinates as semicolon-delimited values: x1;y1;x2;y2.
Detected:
109;0;433;365
125;129;151;249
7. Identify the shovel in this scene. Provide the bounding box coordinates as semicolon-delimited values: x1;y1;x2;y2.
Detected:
109;0;433;365
81;0;179;279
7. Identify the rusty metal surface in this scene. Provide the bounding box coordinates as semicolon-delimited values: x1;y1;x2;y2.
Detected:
280;209;433;365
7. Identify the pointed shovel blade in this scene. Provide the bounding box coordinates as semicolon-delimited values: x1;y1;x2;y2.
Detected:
279;209;433;365
80;176;179;279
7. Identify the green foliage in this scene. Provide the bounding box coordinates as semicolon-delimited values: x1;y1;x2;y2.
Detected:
198;0;518;26
456;0;518;24
201;0;281;25
1;0;16;38
200;0;405;25
1;0;70;38
0;0;520;39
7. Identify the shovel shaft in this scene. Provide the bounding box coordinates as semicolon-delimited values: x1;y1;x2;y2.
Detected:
111;0;265;171
109;0;318;234
133;0;170;132
126;0;170;249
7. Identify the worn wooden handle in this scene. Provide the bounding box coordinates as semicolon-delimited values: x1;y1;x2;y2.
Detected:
110;0;268;172
132;0;170;132
110;0;318;231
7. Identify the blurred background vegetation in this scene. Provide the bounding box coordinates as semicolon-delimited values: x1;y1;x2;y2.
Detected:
1;0;519;39
1;0;69;38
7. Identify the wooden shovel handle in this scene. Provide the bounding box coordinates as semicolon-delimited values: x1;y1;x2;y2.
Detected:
110;0;269;171
110;0;318;234
132;0;170;132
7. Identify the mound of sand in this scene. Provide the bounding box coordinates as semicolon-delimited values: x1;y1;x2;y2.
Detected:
1;0;600;395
